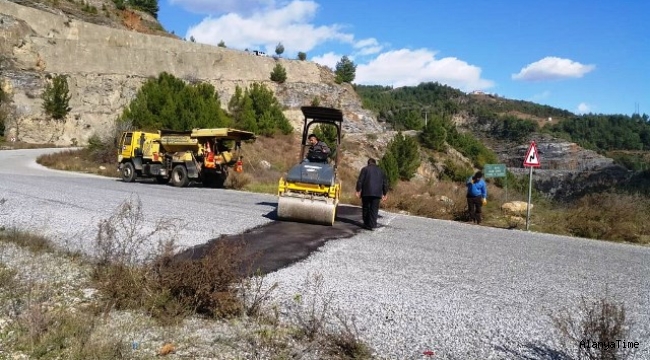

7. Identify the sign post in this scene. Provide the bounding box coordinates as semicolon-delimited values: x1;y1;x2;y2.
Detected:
523;141;541;230
483;163;507;202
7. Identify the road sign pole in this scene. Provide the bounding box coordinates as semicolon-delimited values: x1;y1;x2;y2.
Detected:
526;166;533;230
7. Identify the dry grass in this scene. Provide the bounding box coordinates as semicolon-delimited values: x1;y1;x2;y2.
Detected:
36;149;119;178
550;293;637;360
88;196;251;323
0;228;57;254
0;197;375;359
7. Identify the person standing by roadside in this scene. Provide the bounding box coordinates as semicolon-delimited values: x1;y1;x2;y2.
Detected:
466;171;487;224
355;158;389;230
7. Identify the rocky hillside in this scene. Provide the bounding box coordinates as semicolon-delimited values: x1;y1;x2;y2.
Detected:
0;1;381;145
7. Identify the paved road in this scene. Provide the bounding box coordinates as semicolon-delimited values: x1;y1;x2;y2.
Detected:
1;148;649;359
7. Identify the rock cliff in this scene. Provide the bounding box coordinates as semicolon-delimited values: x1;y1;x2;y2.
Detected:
0;1;382;145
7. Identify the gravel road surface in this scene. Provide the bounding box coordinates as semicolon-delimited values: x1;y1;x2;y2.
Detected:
1;148;649;359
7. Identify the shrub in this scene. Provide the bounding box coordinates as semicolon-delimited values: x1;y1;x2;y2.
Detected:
297;51;307;61
379;151;399;189
270;63;287;83
334;56;356;84
41;74;72;120
386;132;420;181
550;294;635;360
228;83;293;136
275;42;284;56
565;191;650;243
118;72;230;131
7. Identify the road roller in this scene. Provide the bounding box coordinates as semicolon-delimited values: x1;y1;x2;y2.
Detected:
277;106;343;226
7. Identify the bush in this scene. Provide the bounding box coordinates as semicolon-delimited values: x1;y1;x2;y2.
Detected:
90;196;250;321
334;56;356;84
550;294;635;360
297;51;307;61
118;72;230;131
270;63;287;83
565;191;650;243
385;132;420;181
41;74;72;121
228;83;293;136
379;151;399;189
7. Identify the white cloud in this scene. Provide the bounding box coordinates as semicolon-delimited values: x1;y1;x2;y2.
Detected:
355;48;494;91
512;56;596;81
180;0;492;91
169;0;275;15
311;52;344;69
576;102;591;114
185;1;354;55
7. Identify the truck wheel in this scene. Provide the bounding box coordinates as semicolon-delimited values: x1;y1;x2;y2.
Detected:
171;165;189;187
121;162;136;182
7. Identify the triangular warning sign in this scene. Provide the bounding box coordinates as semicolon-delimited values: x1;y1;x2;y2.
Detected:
523;141;541;167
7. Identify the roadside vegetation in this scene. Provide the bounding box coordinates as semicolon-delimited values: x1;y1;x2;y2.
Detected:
0;197;374;359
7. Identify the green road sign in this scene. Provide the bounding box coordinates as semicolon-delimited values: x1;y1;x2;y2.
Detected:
484;163;506;178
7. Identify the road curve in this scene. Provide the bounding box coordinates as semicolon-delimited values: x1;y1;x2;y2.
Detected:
1;148;649;359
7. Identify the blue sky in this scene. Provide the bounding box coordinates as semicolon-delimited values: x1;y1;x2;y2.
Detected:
157;0;649;116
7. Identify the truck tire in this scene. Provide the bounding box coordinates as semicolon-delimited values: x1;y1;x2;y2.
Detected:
171;165;189;187
121;162;136;183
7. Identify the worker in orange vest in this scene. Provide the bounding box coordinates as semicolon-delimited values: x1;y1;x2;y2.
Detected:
235;156;243;173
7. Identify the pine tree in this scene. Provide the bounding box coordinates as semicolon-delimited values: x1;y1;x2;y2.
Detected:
387;132;421;181
275;42;285;57
420;115;447;151
130;0;159;18
118;72;230;130
379;150;399;189
334;56;356;84
41;74;72;121
270;63;287;83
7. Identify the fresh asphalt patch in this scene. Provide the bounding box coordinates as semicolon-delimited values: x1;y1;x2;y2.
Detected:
174;204;377;275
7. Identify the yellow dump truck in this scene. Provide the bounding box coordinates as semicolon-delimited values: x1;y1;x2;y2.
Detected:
117;128;256;187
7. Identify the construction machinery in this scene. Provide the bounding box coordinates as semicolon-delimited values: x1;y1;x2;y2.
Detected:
117;127;256;187
277;106;343;226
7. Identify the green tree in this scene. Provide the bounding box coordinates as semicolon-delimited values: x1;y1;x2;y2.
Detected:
420;115;447;151
41;74;72;121
228;83;293;136
217;40;226;48
334;56;356;84
297;51;307;61
112;0;126;10
386;132;421;181
130;0;159;18
229;87;258;134
270;63;287;83
275;42;285;56
379;150;399;189
118;72;230;131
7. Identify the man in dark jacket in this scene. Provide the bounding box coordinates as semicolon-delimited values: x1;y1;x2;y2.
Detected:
305;134;330;163
355;158;389;230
